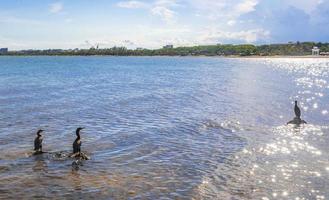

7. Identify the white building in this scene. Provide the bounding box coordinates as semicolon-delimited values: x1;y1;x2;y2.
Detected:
312;46;320;56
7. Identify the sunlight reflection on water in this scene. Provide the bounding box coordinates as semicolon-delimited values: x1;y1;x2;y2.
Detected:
195;58;329;200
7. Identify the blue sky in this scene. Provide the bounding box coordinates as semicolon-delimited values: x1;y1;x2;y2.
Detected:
0;0;328;50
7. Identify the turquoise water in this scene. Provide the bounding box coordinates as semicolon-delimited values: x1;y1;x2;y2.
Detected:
0;56;328;199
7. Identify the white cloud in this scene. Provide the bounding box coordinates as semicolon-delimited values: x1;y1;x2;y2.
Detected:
201;27;270;43
49;2;63;13
117;0;179;23
151;6;175;23
234;0;258;15
119;25;193;48
189;0;259;20
117;1;148;9
227;20;237;26
151;0;180;23
154;0;180;7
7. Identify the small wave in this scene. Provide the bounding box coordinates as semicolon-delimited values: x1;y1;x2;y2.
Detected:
200;119;255;133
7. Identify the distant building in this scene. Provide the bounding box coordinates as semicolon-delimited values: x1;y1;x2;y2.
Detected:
163;45;173;49
312;46;320;56
0;48;8;54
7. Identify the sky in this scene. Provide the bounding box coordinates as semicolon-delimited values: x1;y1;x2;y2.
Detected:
0;0;328;50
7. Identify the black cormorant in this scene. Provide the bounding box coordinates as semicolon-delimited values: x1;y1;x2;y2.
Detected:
294;101;301;118
287;101;307;125
73;127;84;154
34;129;43;152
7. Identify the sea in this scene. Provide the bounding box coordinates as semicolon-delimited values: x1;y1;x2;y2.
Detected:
0;56;328;199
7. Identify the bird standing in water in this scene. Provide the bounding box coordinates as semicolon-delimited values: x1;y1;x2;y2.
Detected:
72;127;90;160
73;127;83;154
34;129;44;153
294;100;301;118
287;100;307;125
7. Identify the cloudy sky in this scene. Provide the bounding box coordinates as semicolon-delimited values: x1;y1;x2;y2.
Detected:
0;0;328;50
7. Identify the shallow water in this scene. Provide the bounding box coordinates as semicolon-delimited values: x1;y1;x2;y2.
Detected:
0;56;328;199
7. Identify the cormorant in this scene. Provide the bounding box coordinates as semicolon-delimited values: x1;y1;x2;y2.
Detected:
34;129;43;152
287;101;307;125
73;127;84;154
294;100;301;118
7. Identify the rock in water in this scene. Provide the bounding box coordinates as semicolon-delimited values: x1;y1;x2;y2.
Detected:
70;152;90;160
287;117;307;125
72;159;83;170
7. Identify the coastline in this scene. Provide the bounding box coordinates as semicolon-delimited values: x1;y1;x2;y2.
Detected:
2;42;329;58
233;55;329;59
1;55;329;58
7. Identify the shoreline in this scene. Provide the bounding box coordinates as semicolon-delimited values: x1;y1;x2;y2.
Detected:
234;55;329;59
0;55;329;58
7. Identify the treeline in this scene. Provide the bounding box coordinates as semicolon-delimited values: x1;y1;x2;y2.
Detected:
2;42;329;56
258;42;329;56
